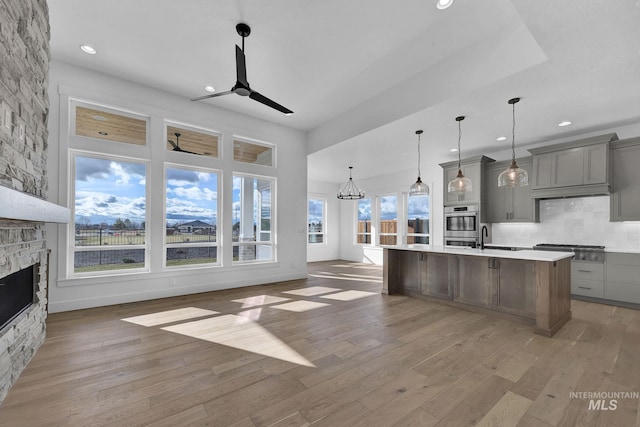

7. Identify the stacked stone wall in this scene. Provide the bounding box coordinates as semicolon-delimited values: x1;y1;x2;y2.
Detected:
0;0;50;405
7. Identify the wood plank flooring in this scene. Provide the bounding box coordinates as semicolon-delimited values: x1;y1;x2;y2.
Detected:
1;260;639;426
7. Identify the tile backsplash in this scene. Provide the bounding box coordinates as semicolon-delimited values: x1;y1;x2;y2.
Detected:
491;196;640;250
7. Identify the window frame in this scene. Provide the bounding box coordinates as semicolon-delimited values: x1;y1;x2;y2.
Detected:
355;197;373;245
307;196;327;245
231;172;277;264
164;163;222;269
69;150;150;277
406;192;431;245
378;193;399;247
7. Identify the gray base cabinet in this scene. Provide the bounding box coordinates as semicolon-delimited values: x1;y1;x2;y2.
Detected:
571;261;605;299
605;253;640;304
610;138;640;221
485;157;538;223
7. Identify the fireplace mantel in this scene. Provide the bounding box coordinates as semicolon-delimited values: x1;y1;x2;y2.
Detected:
0;186;69;223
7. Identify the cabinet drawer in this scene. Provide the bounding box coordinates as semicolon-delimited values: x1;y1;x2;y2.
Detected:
571;262;604;281
606;281;640;304
572;279;605;298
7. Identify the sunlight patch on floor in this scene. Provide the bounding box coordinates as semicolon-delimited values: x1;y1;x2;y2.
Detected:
270;301;331;312
232;295;291;307
320;290;378;301
161;314;315;367
121;307;219;327
282;286;341;296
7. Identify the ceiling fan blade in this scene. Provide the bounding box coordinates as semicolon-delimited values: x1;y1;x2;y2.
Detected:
236;45;248;87
168;139;177;148
191;90;234;101
249;91;293;115
172;146;200;155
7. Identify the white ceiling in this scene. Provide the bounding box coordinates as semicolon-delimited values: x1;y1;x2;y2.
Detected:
48;0;640;183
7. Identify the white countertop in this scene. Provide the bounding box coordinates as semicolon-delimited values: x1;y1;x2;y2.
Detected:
390;245;574;262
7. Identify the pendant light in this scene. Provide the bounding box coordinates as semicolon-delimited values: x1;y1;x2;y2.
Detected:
409;130;429;195
498;97;529;187
447;116;472;193
337;166;365;200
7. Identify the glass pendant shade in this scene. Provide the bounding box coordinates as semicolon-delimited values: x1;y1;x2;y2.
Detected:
337;166;365;200
447;116;472;193
448;168;473;193
409;130;429;195
409;176;430;195
498;160;529;187
498;97;528;187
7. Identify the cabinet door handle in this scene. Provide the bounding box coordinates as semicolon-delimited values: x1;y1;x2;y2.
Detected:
577;269;592;273
578;286;592;290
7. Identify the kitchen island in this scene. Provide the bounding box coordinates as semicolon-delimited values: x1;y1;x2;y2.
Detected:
383;245;574;337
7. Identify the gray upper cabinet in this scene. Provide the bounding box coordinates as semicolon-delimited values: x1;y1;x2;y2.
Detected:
440;155;494;206
485;157;538;223
610;137;640;221
528;133;616;199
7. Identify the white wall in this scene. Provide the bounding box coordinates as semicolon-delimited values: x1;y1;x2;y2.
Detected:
307;180;340;262
46;60;308;313
492;196;640;250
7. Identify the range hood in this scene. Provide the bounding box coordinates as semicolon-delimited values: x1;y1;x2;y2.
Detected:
0;185;70;223
527;133;617;200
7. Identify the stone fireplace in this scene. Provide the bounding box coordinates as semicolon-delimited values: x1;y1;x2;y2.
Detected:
0;0;61;406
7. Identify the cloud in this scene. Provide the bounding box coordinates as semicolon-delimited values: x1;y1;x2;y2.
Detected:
75;157;111;181
168;186;217;201
75;192;146;223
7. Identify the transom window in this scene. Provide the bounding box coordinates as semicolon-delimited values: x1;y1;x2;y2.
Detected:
233;139;274;166
166;124;219;158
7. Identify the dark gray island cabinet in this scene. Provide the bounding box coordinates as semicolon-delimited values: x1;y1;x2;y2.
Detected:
383;246;573;337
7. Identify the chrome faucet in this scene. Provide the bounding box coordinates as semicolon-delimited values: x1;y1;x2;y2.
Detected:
480;225;488;250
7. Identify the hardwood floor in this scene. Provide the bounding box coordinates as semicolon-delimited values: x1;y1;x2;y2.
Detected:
1;260;639;426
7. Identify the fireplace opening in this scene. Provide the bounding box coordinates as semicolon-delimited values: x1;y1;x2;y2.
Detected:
0;263;39;331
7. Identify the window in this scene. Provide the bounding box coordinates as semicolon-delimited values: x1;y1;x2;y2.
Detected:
165;166;220;267
75;105;147;146
232;174;275;263
407;194;430;244
308;197;326;244
233;139;274;166
379;194;398;246
166;124;219;157
356;198;372;244
73;154;147;273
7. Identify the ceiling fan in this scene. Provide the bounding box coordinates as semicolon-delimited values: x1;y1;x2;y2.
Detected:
168;132;199;155
191;23;293;115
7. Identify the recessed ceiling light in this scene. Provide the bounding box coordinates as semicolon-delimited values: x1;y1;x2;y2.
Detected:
497;136;508;141
436;0;454;10
558;121;572;127
204;85;215;93
92;115;107;121
80;44;97;55
450;148;459;152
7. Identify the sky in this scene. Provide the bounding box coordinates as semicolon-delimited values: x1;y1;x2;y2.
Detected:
357;194;429;221
75;156;219;226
